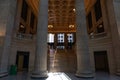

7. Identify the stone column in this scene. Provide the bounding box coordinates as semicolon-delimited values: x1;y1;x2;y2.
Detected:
65;33;68;49
31;0;48;78
106;0;120;75
0;0;17;77
75;0;94;77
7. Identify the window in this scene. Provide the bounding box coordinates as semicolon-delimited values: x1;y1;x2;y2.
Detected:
87;12;92;29
47;33;54;43
94;0;102;21
30;12;35;29
57;33;64;43
67;34;74;43
21;0;28;21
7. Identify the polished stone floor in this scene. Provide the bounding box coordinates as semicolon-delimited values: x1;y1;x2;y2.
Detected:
0;72;120;80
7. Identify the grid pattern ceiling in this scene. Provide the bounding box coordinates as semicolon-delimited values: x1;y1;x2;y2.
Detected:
48;0;75;30
28;0;90;32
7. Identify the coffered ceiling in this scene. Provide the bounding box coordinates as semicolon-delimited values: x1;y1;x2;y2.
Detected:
48;0;76;32
27;0;92;32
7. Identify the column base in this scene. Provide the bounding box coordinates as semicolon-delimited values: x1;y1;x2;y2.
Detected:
31;70;48;79
0;72;8;78
75;71;94;78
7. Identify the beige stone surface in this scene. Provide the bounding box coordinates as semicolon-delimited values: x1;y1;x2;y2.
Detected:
75;0;94;78
10;39;36;72
89;37;116;74
0;0;17;77
113;1;120;36
31;0;49;78
1;0;120;78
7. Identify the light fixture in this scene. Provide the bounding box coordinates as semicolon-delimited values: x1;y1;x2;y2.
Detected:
48;25;53;28
20;24;25;28
73;8;76;12
99;24;103;28
90;32;94;35
69;25;74;28
0;32;5;36
0;27;5;36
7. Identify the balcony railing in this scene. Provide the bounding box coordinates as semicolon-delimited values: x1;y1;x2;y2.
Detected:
15;33;34;40
89;32;107;39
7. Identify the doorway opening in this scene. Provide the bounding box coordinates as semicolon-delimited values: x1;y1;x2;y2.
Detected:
94;51;109;73
16;51;29;72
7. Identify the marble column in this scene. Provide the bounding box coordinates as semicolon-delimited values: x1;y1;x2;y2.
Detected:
31;0;48;78
0;0;17;77
75;0;94;77
106;0;120;75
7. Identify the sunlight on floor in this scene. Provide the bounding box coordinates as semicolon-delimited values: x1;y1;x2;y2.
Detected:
46;72;71;80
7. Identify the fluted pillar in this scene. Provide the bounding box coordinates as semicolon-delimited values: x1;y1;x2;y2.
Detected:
0;0;17;77
75;0;94;77
31;0;48;78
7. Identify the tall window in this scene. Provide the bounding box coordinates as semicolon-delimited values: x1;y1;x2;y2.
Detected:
57;33;64;43
30;12;35;29
47;33;54;43
87;12;92;29
21;0;28;21
94;0;102;21
67;34;74;43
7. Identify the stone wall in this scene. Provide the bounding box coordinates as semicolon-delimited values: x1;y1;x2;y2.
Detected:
86;0;120;75
89;37;116;74
10;39;36;72
0;36;4;64
0;0;11;37
113;0;120;36
0;0;9;62
0;36;4;46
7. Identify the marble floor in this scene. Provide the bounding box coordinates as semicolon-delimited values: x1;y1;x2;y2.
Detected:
0;72;120;80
